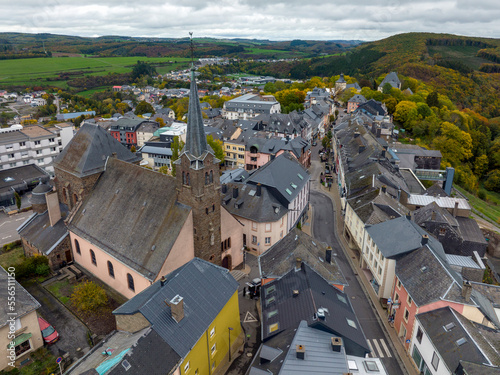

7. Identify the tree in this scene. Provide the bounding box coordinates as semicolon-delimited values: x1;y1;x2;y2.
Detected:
158;165;170;175
382;83;393;95
322;137;330;149
383;97;398;114
207;135;225;163
426;91;439;108
416;103;432;119
135;101;154;116
393;101;418;127
70;281;108;312
484;169;500;192
474;154;489;177
432;121;473;164
170;136;184;177
131;61;157;80
14;191;21;210
130;145;136;153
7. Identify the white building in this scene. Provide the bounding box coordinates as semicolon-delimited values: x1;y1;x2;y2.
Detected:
222;94;281;120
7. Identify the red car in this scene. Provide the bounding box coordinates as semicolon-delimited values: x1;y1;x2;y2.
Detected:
38;317;59;344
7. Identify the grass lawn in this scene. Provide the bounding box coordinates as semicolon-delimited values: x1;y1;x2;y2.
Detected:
0;246;25;269
45;279;74;305
0;56;191;88
455;185;500;224
0;347;58;375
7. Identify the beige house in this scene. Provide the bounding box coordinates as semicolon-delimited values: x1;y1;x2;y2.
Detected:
0;266;43;370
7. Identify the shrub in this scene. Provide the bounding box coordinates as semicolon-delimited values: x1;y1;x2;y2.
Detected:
35;263;50;276
478;189;487;200
71;281;108;312
13;256;49;279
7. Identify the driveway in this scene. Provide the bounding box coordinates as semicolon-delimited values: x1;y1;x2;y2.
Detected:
25;281;90;362
0;210;33;247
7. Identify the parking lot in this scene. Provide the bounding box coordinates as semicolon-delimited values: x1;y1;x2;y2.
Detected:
0;210;33;247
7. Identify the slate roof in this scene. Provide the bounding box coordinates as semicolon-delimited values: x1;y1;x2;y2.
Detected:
417;307;498;372
18;204;69;255
69;158;191;281
278;321;350;375
246;153;310;205
355;99;387;117
53;123;141;177
459;361;500;375
185;68;209;158
224;93;278;111
349;95;366;104
0;266;40;328
260;263;369;355
0;164;49;195
114;258;238;358
366;216;446;259
222;182;288;223
348;189;409;225
259;228;346;286
379;72;401;89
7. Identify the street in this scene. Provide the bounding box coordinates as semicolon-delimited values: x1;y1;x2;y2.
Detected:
308;144;405;375
0;211;33;246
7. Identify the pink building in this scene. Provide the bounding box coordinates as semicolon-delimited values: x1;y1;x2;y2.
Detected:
347;94;367;113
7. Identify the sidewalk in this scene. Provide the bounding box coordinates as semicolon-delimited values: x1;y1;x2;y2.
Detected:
313;174;419;375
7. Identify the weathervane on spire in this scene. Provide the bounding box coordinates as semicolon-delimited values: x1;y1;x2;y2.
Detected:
189;32;194;68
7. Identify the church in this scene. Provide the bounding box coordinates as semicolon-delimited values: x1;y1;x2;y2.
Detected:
62;67;244;299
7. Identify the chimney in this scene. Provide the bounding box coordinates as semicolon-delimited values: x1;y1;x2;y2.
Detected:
221;184;227;194
406;212;411;221
453;201;459;217
293;289;300;297
381;185;387;194
233;187;239;199
376;128;381;138
381;149;386;158
421;235;429;246
112;152;117;158
296;345;305;360
46;191;61;227
256;183;262;197
353;132;360;138
371;123;377;135
160;276;166;287
331;337;342;352
166;295;184;322
295;257;302;271
325;246;332;264
462;281;472;302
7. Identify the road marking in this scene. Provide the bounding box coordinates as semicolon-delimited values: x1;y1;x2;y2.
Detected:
372;338;384;358
243;311;258;323
379;339;392;357
367;339;374;357
2;235;12;240
16;218;26;221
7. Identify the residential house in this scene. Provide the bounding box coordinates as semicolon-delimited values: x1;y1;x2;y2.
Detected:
138;134;173;171
258;228;347;291
403;195;471;217
109;115;159;148
378;72;401;92
136;121;163;148
390;143;442;170
347;94;367;113
410;307;500;374
0;124;74;175
413;202;488;257
335;73;347;92
222;93;281;120
222;126;245;168
252;112;310;141
391;245;499;352
354;99;388;119
66;258;242;375
0;266;43;370
248;262;371;374
18;182;72;270
345;82;362;92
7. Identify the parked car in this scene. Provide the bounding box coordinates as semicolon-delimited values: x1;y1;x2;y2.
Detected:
38;316;59;344
312;141;317;146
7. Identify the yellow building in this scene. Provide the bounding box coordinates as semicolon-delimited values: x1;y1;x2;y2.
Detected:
0;266;43;371
223;127;245;168
110;258;242;375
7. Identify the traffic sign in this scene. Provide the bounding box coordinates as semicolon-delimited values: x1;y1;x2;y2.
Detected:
56;357;62;364
406;339;411;344
387;298;392;303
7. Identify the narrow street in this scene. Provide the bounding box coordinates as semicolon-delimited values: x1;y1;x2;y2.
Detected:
308;144;406;375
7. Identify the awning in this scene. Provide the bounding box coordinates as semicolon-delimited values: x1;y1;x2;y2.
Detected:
7;333;32;348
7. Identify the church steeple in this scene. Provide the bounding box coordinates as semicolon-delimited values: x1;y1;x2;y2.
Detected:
184;67;209;158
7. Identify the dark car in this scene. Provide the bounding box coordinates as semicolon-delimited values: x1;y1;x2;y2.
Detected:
38;317;60;344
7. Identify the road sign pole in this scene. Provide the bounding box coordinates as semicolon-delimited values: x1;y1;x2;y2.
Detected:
56;357;63;375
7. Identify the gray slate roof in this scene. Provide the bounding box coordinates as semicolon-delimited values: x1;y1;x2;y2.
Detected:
259;228;346;286
417;307;499;372
246;153;310;205
114;258;238;358
379;72;401;89
69;158;191;281
185;68;209;158
366;216;446;259
349;95;367;104
0;266;40;328
53;123;141;177
18;204;69;255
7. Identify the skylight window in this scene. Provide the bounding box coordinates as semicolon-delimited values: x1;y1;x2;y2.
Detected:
266;296;276;306
456;338;467;346
337;294;347;304
297;173;304;180
285;188;292;195
267;310;278;318
443;322;455;331
290;183;297;189
347;318;357;329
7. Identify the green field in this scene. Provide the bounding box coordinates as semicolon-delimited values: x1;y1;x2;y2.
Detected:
243;47;304;58
0;56;191;89
427;45;491;70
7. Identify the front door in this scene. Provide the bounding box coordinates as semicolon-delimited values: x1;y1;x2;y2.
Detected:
65;250;72;263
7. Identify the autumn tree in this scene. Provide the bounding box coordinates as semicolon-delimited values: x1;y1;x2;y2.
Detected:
393;101;418;128
170;136;185;177
207;135;225;163
71;281;108;312
134;101;154;116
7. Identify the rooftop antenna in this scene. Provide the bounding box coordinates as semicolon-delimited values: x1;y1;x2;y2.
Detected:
189;32;194;68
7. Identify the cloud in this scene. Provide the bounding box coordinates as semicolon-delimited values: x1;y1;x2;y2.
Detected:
1;0;499;40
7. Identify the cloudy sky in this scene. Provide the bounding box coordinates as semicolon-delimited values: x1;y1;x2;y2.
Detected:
2;0;499;41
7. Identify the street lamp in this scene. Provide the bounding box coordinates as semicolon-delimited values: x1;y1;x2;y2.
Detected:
228;327;234;362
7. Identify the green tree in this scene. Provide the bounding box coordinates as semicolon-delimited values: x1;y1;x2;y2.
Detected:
426;91;439;108
393;101;418;127
131;61;157;80
432;122;473;164
382;83;393;95
484;169;500;192
14;191;21;210
474;154;489;177
383;97;398;114
158;165;170;175
71;281;108;312
207;135;225;163
170;136;185;177
416;103;432;119
135;101;155;116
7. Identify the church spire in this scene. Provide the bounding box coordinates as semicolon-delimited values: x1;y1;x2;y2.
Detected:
184;34;208;158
